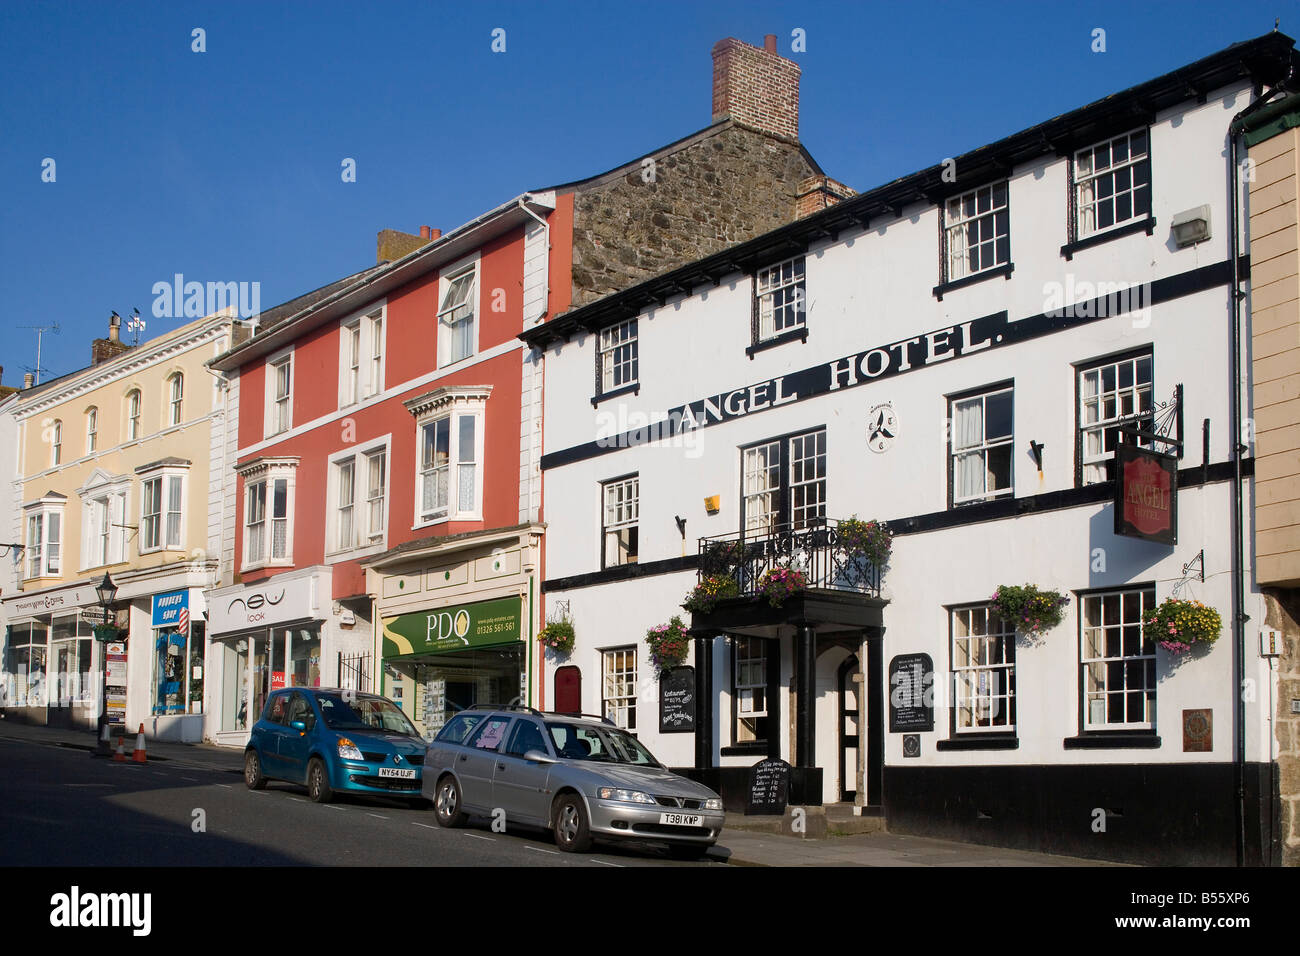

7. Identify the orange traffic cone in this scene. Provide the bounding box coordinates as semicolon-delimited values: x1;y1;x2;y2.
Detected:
113;736;126;762
132;723;147;763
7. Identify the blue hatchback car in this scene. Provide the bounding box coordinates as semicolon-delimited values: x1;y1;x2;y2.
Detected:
244;687;428;806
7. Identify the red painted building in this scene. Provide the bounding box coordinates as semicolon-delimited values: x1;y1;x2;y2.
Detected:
203;34;837;744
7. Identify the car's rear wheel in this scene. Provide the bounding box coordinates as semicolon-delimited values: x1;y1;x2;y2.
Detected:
553;794;593;853
307;758;333;804
434;776;467;827
244;750;267;790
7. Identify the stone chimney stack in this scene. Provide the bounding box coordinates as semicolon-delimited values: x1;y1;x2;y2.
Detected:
23;372;34;389
91;312;133;366
377;227;439;264
712;35;800;141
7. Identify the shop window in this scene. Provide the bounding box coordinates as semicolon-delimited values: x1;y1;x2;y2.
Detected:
3;621;49;706
1080;587;1156;730
952;605;1016;732
50;615;94;707
601;647;637;730
153;621;204;715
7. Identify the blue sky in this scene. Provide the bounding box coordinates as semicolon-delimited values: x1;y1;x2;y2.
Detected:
0;0;1290;382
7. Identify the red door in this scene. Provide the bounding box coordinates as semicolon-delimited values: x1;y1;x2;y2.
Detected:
554;666;581;715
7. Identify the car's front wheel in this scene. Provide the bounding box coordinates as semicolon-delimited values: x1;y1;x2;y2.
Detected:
244;750;267;790
553;794;593;853
307;758;333;804
433;776;467;827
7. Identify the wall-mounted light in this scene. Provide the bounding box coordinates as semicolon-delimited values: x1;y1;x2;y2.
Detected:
1028;440;1045;473
675;516;687;539
1171;205;1211;248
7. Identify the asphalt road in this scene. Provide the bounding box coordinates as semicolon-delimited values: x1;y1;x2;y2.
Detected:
0;735;724;867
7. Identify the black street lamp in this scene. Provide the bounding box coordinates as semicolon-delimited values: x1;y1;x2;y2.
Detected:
94;573;118;750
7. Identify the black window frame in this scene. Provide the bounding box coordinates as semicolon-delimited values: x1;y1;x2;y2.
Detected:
1072;345;1155;489
591;317;640;405
1061;126;1156;260
739;425;827;535
727;634;780;752
946;379;1015;509
748;255;809;357
933;180;1014;299
599;472;639;571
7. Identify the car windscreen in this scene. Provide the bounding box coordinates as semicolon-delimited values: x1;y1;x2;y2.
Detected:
317;694;422;737
545;722;662;767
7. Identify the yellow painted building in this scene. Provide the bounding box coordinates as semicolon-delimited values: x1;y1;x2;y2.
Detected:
2;312;239;741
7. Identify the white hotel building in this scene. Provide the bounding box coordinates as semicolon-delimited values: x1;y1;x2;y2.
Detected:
523;33;1300;865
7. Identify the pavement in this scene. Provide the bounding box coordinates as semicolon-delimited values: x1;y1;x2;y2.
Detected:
0;716;1119;867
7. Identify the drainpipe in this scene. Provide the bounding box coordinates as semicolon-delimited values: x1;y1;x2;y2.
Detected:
517;195;550;325
1227;79;1292;867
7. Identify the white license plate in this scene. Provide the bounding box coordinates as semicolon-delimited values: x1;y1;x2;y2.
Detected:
378;768;416;779
658;812;702;827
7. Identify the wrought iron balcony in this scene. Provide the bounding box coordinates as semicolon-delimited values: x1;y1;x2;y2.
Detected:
697;518;883;600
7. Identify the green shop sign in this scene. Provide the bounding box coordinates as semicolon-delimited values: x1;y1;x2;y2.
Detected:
382;596;522;659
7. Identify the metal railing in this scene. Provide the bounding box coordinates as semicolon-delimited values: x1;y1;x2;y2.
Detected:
696;518;882;599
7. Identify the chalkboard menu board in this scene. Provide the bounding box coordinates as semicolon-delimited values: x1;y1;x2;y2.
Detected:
889;653;934;732
659;666;695;733
746;757;791;815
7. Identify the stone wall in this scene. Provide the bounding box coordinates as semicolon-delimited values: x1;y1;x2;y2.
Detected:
569;124;821;307
1265;589;1300;866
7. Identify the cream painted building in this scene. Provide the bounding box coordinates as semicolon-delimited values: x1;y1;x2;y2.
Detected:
1;312;241;741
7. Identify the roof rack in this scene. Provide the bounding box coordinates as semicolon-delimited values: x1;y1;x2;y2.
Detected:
463;703;545;716
547;711;617;726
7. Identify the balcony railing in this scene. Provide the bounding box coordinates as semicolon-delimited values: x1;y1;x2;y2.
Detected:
697;518;882;600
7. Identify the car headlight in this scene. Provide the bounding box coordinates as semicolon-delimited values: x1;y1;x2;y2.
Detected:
703;798;723;811
337;737;363;761
597;787;656;805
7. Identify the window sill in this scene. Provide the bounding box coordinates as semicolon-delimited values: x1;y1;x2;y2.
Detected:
241;559;294;574
1063;732;1161;750
936;733;1019;751
951;490;1014;509
591;382;640;407
932;262;1014;300
325;541;387;565
412;513;482;532
746;326;807;358
1060;216;1156;260
720;743;769;756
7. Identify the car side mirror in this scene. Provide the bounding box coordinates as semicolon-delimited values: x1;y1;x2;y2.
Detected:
291;721;306;732
523;749;556;764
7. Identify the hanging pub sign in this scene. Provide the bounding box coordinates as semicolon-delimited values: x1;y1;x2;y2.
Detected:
1114;444;1178;544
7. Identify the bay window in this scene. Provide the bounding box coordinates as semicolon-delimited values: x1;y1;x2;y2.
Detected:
238;458;297;569
405;386;489;527
138;464;186;553
25;501;63;578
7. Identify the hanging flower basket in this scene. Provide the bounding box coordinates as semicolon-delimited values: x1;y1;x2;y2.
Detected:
537;619;575;656
1143;598;1222;655
682;574;740;614
700;539;746;576
646;616;690;671
92;624;120;643
835;517;893;569
990;584;1069;635
757;567;808;607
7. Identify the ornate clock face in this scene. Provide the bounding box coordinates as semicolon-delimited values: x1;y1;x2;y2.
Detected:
867;403;898;453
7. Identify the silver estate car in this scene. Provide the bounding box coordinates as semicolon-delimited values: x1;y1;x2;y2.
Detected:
423;708;725;858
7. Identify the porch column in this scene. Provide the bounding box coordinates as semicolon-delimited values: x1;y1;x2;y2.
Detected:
693;634;714;770
795;624;816;767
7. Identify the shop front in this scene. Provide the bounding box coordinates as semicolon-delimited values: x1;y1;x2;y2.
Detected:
2;582;108;730
205;568;329;747
365;524;543;741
